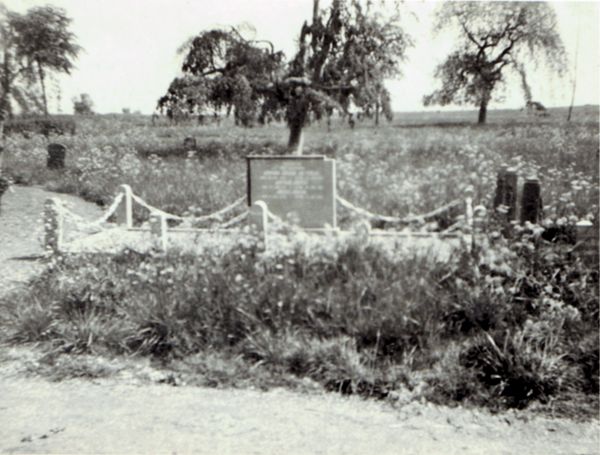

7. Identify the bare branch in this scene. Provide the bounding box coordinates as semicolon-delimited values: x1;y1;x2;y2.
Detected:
458;17;483;49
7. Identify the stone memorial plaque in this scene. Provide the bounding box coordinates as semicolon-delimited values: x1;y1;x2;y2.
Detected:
247;155;336;229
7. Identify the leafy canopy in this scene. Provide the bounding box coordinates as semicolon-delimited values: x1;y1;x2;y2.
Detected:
9;6;80;75
8;5;81;116
158;28;285;125
158;0;411;128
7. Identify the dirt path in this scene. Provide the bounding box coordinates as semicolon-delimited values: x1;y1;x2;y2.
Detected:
0;185;103;295
0;186;598;454
0;370;598;455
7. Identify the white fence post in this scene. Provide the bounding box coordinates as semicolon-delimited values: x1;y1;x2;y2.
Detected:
150;213;168;252
116;184;133;228
249;200;269;251
464;186;475;252
44;197;63;254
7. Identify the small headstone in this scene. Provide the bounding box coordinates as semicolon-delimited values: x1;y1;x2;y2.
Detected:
493;167;517;222
183;137;197;150
503;170;518;221
493;167;507;209
575;221;599;266
247;155;336;229
520;177;542;224
47;143;66;169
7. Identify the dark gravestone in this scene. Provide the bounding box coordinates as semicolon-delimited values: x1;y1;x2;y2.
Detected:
247;155;336;229
493;167;507;210
520;177;542;224
47;143;66;169
575;221;599;267
503;170;518;221
493;167;517;221
183;137;197;150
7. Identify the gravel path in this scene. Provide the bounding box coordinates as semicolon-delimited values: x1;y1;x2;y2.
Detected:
0;372;598;455
0;185;103;296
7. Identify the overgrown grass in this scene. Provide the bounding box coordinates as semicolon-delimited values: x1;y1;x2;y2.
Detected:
1;108;597;415
2;107;598;225
1;225;597;415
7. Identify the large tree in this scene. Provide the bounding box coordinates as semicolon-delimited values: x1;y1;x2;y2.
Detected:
424;2;566;124
9;5;81;117
0;5;42;142
159;0;411;152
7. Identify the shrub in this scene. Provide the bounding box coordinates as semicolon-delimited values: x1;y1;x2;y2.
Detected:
459;331;565;409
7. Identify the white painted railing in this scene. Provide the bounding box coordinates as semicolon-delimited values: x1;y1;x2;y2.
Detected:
43;184;479;254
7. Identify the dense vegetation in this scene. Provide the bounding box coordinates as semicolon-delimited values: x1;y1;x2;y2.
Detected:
2;107;598;222
0;107;598;416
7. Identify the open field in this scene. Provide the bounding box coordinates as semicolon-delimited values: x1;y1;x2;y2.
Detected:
0;106;598;418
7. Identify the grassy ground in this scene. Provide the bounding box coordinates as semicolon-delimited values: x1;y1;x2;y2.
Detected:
2;105;598;221
0;106;598;417
0;225;597;416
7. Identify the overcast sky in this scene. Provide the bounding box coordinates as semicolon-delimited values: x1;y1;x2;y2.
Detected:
5;0;599;114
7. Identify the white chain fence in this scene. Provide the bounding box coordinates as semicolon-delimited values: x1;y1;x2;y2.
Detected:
44;184;484;255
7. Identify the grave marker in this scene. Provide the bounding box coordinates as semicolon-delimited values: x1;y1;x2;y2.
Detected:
575;221;599;266
520;177;542;224
183;137;197;150
246;155;336;229
47;143;66;169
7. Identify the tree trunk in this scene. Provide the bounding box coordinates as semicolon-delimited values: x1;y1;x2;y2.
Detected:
1;45;13;120
312;0;319;23
288;121;304;154
568;23;580;122
287;95;309;155
0;118;4;169
478;97;488;124
37;60;48;117
0;46;8;165
374;100;380;127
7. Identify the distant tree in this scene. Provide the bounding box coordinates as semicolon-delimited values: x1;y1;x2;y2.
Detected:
72;93;94;115
0;5;44;137
159;0;411;152
158;29;284;126
321;2;408;126
424;2;566;124
10;6;81;116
